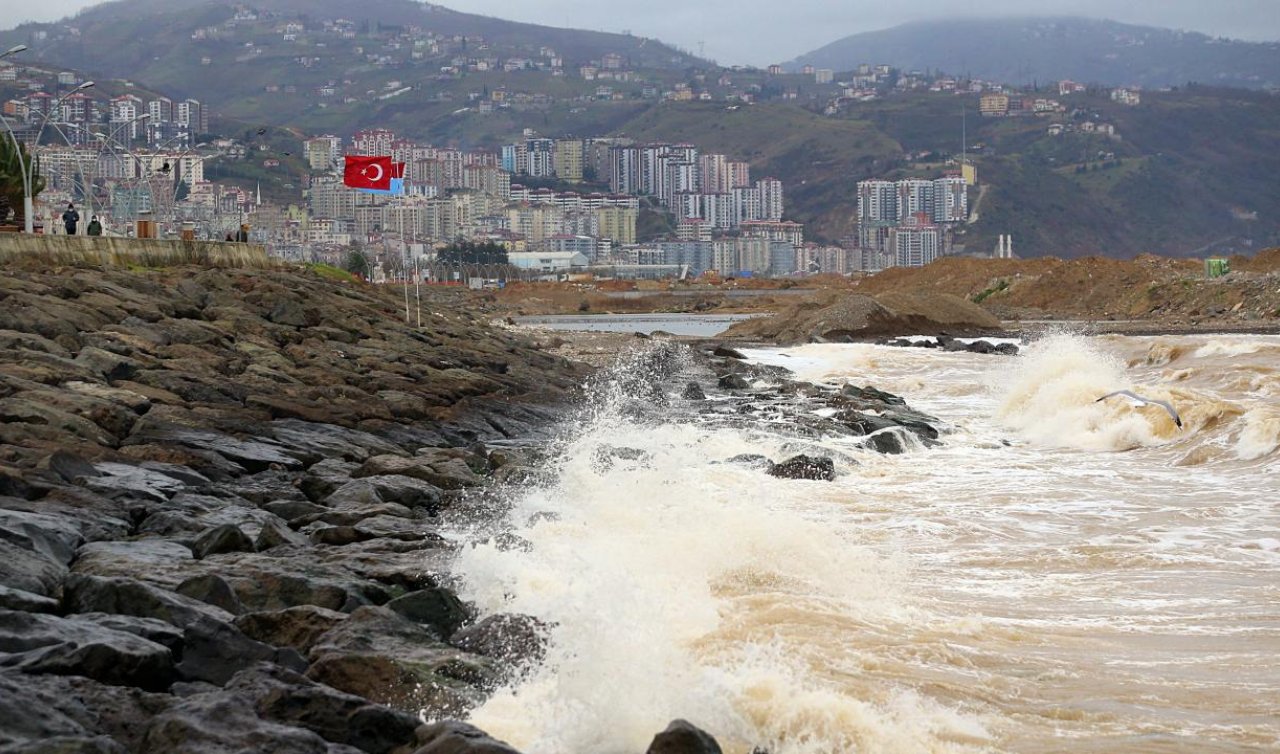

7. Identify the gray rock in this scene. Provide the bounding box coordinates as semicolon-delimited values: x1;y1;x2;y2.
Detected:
354;453;481;492
410;721;522;754
450;614;547;668
0;670;174;751
71;540;195;589
175;574;244;615
71;613;185;656
137;691;362;754
269;421;404;465
62;574;235;630
0;610;175;691
0;585;59;613
191;524;254;559
718;374;750;390
0;539;67;598
234;606;347;655
227;663;420;754
325;477;442;515
84;463;189;503
173;615;287;686
681;382;707;401
862;429;909;455
0;734;127;753
645;719;724;754
263;500;331;523
386;588;470;638
74;347;142;382
767;455;836;481
256;519;310;551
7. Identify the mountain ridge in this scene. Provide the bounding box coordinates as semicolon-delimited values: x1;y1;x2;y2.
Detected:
789;17;1280;89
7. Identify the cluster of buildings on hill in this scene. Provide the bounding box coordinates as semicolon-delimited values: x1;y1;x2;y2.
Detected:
855;176;970;269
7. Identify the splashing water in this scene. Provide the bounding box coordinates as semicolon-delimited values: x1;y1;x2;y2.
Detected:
449;333;1280;753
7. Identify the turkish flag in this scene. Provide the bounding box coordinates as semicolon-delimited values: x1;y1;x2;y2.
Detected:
344;156;393;190
391;162;406;179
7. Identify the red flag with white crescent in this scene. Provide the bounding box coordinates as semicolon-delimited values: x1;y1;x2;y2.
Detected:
344;156;393;190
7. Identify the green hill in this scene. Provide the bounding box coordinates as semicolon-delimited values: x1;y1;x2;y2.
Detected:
0;0;701;111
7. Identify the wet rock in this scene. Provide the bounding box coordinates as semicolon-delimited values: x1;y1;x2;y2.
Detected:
123;422;302;474
354;452;482;492
264;500;331;523
450;614;548;668
840;384;906;406
386;588;470;638
74;347;142;382
190;524;255;559
62;574;235;630
256;519;310;551
0;734;127;752
71;541;195;589
767;455;836;481
410;721;522;754
591;445;652;472
0;670;174;751
137;691;360;754
0;539;67;598
712;345;747;360
0;585;59;613
0;610;175;690
175;574;244;615
307;607;491;715
681;382;707;401
72;613;185;657
269;421;404;465
325;477;443;515
724;454;775;471
269;300;311;328
310;526;377;547
84;463;188;503
234;606;347;655
227;663;420;754
718;374;751;390
862;429;908;455
645;719;724;754
175;614;299;686
299;459;360;503
39;452;101;484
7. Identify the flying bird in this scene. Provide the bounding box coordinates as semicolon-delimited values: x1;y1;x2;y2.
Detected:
1096;390;1183;428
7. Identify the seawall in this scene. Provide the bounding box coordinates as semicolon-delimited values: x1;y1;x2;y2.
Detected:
0;233;276;269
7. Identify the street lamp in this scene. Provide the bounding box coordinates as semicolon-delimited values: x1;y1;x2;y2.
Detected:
0;44;27;60
0;76;95;232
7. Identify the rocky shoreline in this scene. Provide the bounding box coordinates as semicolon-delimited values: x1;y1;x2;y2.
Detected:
0;264;965;754
0;265;605;754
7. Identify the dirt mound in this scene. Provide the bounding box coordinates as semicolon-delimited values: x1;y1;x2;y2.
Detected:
851;252;1280;326
725;291;1002;344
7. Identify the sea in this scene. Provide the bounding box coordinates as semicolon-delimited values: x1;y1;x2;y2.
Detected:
448;325;1280;753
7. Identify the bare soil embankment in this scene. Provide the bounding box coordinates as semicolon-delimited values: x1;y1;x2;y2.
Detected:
723;291;1003;344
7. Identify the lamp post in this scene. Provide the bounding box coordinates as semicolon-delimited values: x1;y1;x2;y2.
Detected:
0;71;94;232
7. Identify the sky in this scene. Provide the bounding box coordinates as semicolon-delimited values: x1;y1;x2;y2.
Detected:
10;0;1280;65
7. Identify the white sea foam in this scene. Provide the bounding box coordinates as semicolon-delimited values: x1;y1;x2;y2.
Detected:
446;334;1280;752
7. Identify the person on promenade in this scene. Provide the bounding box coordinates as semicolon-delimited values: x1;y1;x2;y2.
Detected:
86;216;102;236
235;224;249;242
62;203;80;235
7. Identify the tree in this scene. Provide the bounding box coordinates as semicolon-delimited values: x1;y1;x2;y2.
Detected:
435;240;508;266
343;245;370;277
0;137;44;227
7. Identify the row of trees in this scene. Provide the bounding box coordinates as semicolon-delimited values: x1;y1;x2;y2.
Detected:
0;138;43;227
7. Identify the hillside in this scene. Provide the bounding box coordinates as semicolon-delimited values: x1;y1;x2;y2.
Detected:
0;0;700;111
790;18;1280;89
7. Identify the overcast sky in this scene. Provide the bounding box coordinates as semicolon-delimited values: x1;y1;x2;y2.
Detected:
10;0;1280;64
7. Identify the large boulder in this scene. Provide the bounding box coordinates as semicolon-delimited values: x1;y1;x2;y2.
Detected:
410;721;522;754
227;664;420;754
353;451;482;491
235;606;347;655
767;455;836;481
385;588;470;638
0;610;175;690
137;691;362;754
644;720;723;754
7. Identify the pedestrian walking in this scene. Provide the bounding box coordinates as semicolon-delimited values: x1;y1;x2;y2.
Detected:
86;216;102;236
235;224;249;242
62;203;80;235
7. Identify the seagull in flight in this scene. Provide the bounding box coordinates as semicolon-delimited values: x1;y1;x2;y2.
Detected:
1096;390;1183;429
